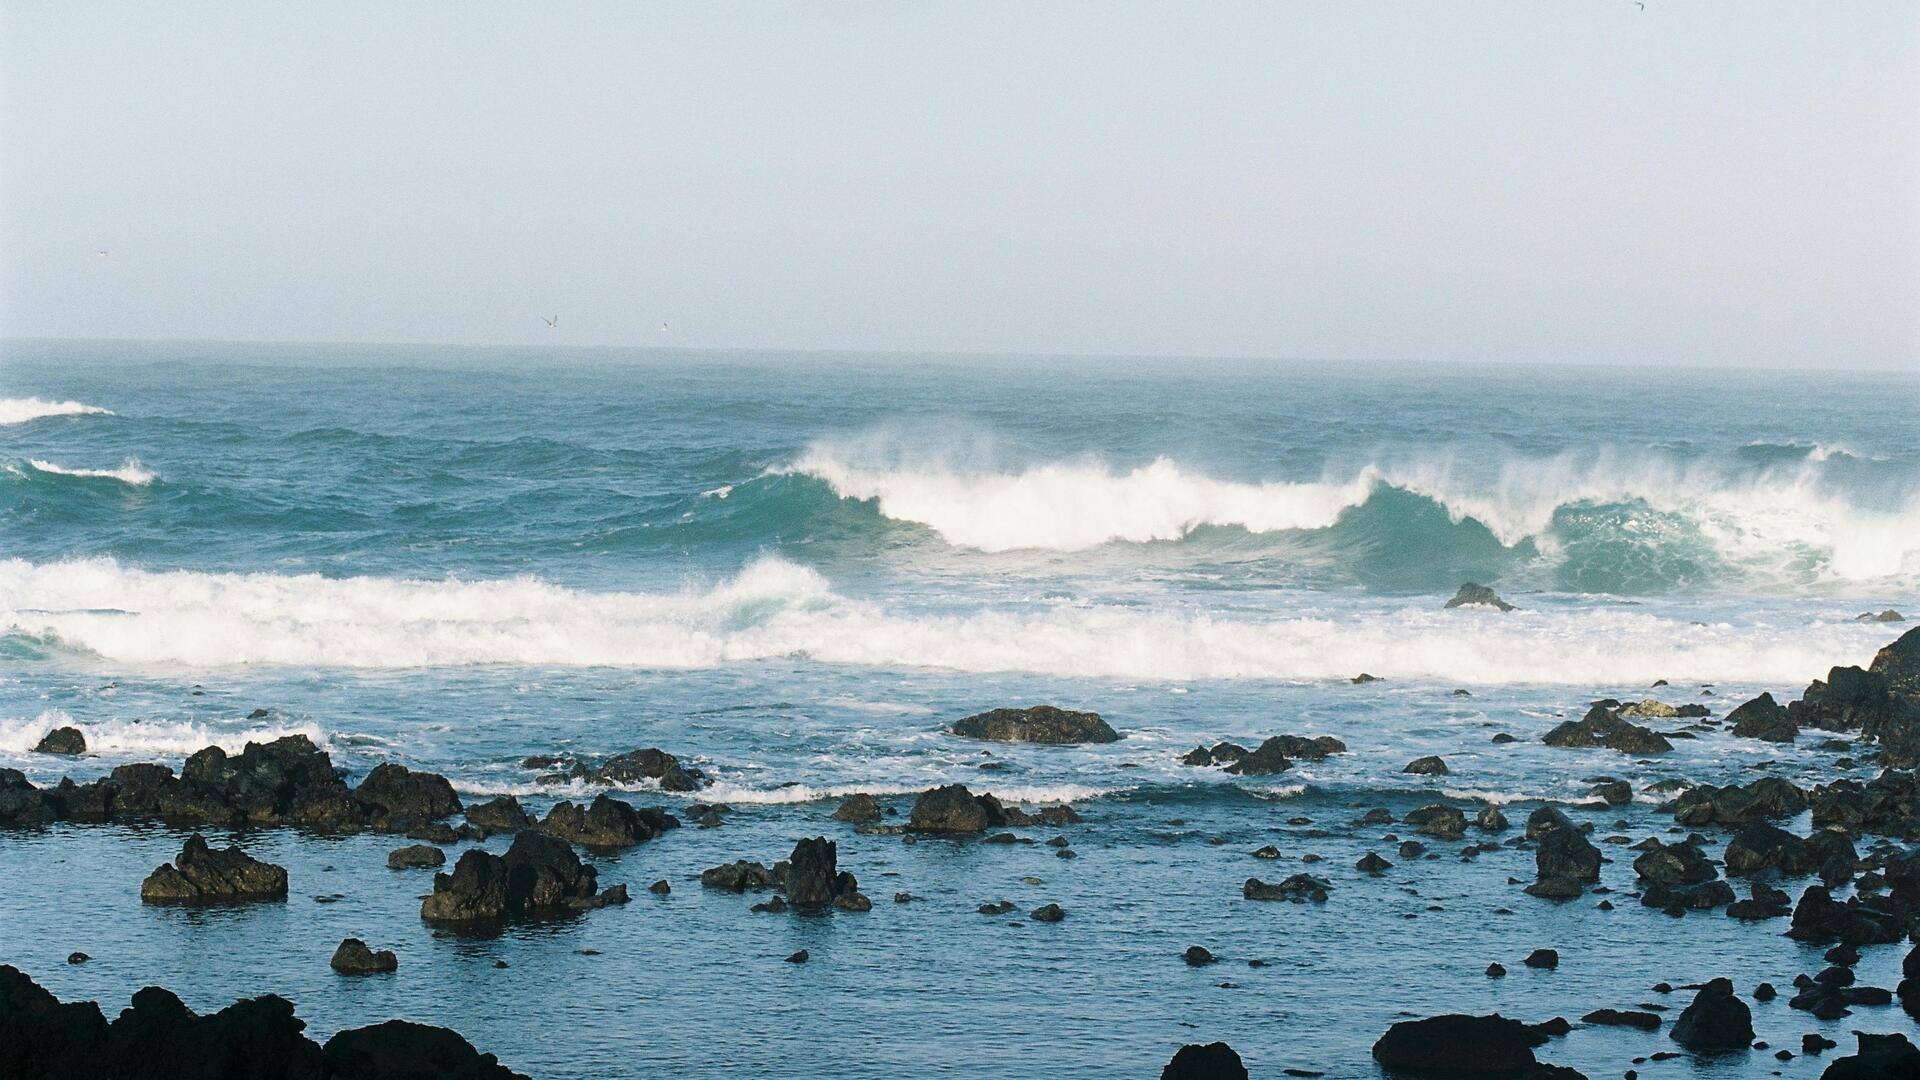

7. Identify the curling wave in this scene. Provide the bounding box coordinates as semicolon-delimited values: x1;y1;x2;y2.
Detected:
0;556;1897;684
24;458;155;485
0;397;114;426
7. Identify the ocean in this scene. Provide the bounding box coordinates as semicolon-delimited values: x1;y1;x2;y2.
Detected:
2;339;1917;1077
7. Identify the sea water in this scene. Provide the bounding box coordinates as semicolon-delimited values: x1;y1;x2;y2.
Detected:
1;340;1916;1077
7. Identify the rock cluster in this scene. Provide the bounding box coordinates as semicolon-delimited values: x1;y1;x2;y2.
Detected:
140;835;288;905
950;705;1121;744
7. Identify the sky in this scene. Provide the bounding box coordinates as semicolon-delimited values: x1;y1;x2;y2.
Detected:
1;1;1915;369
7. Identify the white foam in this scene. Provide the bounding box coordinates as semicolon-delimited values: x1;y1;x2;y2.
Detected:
0;556;1897;685
0;709;326;758
448;775;1110;806
0;398;113;426
26;458;155;485
787;439;1920;585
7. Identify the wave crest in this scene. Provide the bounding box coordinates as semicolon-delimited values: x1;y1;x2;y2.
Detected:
0;398;113;426
25;458;155;485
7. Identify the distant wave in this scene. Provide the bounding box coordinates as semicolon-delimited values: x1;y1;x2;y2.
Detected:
0;397;113;426
25;458;155;485
0;556;1896;685
786;437;1920;589
0;708;326;759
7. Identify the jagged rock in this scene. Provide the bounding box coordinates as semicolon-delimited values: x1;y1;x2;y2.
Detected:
329;938;397;975
31;727;85;755
785;836;862;909
1728;692;1796;742
1030;903;1065;922
1873;627;1920;694
1244;874;1329;902
1591;780;1631;806
464;796;532;832
1817;1032;1920;1079
950;705;1121;744
1404;755;1449;776
1184;742;1251;767
386;844;445;870
1406;804;1468;840
700;860;780;892
1669;977;1752;1050
535;795;677;849
1524;806;1577;841
830;793;882;823
140;835;288;905
1632;839;1716;885
352;763;462;830
1160;1042;1248;1080
1371;1013;1550;1075
1787;885;1907;945
1527;827;1600;900
1444;583;1516;612
1357;852;1393;874
1543;705;1672;755
907;784;1006;833
323;1019;528;1079
1670;776;1806;826
419;831;601;924
0;769;53;827
1476;805;1510;832
591;747;706;791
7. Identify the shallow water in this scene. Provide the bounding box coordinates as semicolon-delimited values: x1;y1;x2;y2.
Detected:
2;342;1917;1076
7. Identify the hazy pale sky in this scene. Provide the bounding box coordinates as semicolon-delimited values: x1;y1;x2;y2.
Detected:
2;1;1915;368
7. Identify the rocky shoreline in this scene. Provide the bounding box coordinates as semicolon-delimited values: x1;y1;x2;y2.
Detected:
4;632;1920;1077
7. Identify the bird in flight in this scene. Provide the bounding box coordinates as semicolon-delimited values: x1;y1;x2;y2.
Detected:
96;250;109;258
660;322;669;333
543;315;558;329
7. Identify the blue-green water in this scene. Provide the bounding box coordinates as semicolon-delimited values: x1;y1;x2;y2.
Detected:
1;340;1917;1077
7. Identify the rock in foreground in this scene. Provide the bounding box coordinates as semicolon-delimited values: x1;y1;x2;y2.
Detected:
1371;1013;1549;1075
1160;1041;1248;1079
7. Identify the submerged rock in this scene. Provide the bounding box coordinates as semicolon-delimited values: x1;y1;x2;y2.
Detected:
140;834;288;905
1244;874;1329;902
1543;705;1672;755
950;705;1121;744
1444;583;1516;612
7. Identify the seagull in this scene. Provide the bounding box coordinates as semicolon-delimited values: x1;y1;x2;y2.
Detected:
96;250;109;258
660;322;669;333
543;315;558;329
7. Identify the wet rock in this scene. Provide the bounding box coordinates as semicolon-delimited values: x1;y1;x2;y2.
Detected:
591;747;707;791
0;769;53;827
1668;978;1753;1050
1728;692;1796;742
1859;609;1908;624
1476;805;1510;832
464;796;532;832
1403;756;1449;776
907;784;1007;834
1160;1041;1248;1080
1583;1009;1659;1031
1224;734;1346;775
1873;626;1920;695
1184;742;1251;767
785;836;863;910
1618;699;1679;719
1371;1013;1550;1075
950;705;1121;744
1592;780;1632;806
1357;852;1393;874
1543;705;1672;755
1670;777;1806;827
1352;672;1380;684
1444;583;1516;612
1632;839;1716;885
648;879;671;894
1406;804;1468;840
1030;903;1065;922
1487;963;1506;977
352;763;462;830
140;834;288;905
830;794;882;823
1524;949;1558;969
31;727;85;755
386;844;445;870
420;830;601;924
322;1018;528;1078
1818;1032;1920;1079
535;794;677;849
1184;946;1217;966
1787;884;1907;945
1244;874;1330;902
329;938;397;975
1527;827;1600;899
67;953;88;965
700;860;780;892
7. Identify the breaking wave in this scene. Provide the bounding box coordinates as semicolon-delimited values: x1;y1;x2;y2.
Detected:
24;458;155;485
0;398;113;426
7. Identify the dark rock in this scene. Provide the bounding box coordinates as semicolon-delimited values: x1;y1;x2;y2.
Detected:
67;953;87;965
699;860;779;892
1225;734;1346;775
1161;1042;1248;1080
1184;946;1216;966
1357;852;1393;874
1544;705;1672;755
386;845;445;870
329;938;397;975
785;836;860;910
1787;884;1907;945
140;834;288;904
1030;903;1065;922
352;764;462;829
1487;963;1506;977
830;794;882;823
1406;804;1468;840
1445;583;1516;612
1524;949;1558;969
323;1018;527;1078
1244;874;1329;902
31;727;85;755
1873;626;1920;695
907;784;1006;833
1668;978;1753;1050
590;747;706;791
1728;692;1796;742
1817;1032;1920;1079
950;705;1120;744
1184;741;1251;767
1583;1009;1659;1030
1404;756;1449;776
1477;805;1510;831
784;950;808;964
464;796;532;832
1527;827;1600;899
648;879;671;895
1352;672;1380;683
1670;777;1806;827
1371;1013;1548;1075
419;830;600;924
535;794;677;849
1632;839;1716;885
